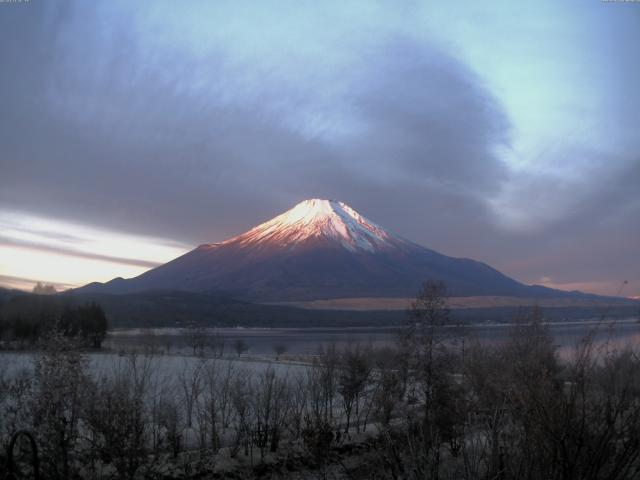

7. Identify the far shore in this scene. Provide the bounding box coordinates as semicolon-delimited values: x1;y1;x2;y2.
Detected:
265;295;639;311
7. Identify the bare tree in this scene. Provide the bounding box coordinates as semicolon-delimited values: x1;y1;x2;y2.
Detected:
156;396;184;458
273;343;287;360
229;370;252;458
287;372;309;440
185;322;208;356
0;368;32;451
500;320;640;480
372;363;403;428
233;338;249;358
405;281;458;415
406;280;451;358
370;281;463;478
179;359;204;429
200;359;236;453
338;343;371;434
30;335;89;480
210;332;226;358
251;367;290;459
85;372;148;480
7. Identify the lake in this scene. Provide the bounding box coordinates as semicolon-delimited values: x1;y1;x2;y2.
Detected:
105;318;640;358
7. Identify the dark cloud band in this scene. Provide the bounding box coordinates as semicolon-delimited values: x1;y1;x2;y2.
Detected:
0;237;162;269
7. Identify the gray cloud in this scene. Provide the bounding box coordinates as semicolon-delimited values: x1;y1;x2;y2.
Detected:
0;2;508;241
347;39;511;193
0;237;162;269
0;274;73;291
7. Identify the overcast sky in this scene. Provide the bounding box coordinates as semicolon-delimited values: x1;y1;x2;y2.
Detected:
0;0;638;296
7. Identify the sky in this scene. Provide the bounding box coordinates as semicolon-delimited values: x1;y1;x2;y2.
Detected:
0;0;638;297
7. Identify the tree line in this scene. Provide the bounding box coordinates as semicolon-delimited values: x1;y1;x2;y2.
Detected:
0;294;108;348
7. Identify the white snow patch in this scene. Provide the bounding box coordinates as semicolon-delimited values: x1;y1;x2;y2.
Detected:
220;199;406;252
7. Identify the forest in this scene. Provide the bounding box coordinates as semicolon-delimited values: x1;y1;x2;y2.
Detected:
0;295;108;349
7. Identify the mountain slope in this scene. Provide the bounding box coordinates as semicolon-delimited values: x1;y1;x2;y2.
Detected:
75;199;598;301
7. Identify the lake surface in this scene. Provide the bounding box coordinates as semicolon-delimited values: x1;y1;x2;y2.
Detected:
2;320;639;384
105;319;640;358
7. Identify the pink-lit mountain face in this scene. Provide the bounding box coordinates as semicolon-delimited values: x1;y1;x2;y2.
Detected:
219;199;410;253
77;199;573;301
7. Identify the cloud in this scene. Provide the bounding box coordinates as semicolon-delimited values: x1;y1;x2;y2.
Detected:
0;2;510;245
0;275;74;292
347;39;511;192
0;237;162;269
0;209;190;290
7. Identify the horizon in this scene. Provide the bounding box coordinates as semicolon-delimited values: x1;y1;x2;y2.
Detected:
1;1;639;297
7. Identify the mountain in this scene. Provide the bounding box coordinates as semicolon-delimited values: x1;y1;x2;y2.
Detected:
74;199;602;302
0;286;28;303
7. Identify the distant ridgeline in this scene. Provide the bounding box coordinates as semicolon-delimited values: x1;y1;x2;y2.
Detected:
0;292;108;348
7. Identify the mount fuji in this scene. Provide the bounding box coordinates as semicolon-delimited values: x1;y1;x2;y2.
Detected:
75;199;589;302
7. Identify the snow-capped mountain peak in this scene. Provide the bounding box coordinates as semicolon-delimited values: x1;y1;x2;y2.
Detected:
76;198;587;302
221;199;401;252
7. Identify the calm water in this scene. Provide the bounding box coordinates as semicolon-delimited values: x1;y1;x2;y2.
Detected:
106;319;640;358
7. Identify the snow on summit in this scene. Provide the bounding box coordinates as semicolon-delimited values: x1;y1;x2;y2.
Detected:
221;199;402;252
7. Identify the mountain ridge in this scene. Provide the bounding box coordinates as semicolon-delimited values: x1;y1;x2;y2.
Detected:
74;199;612;302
